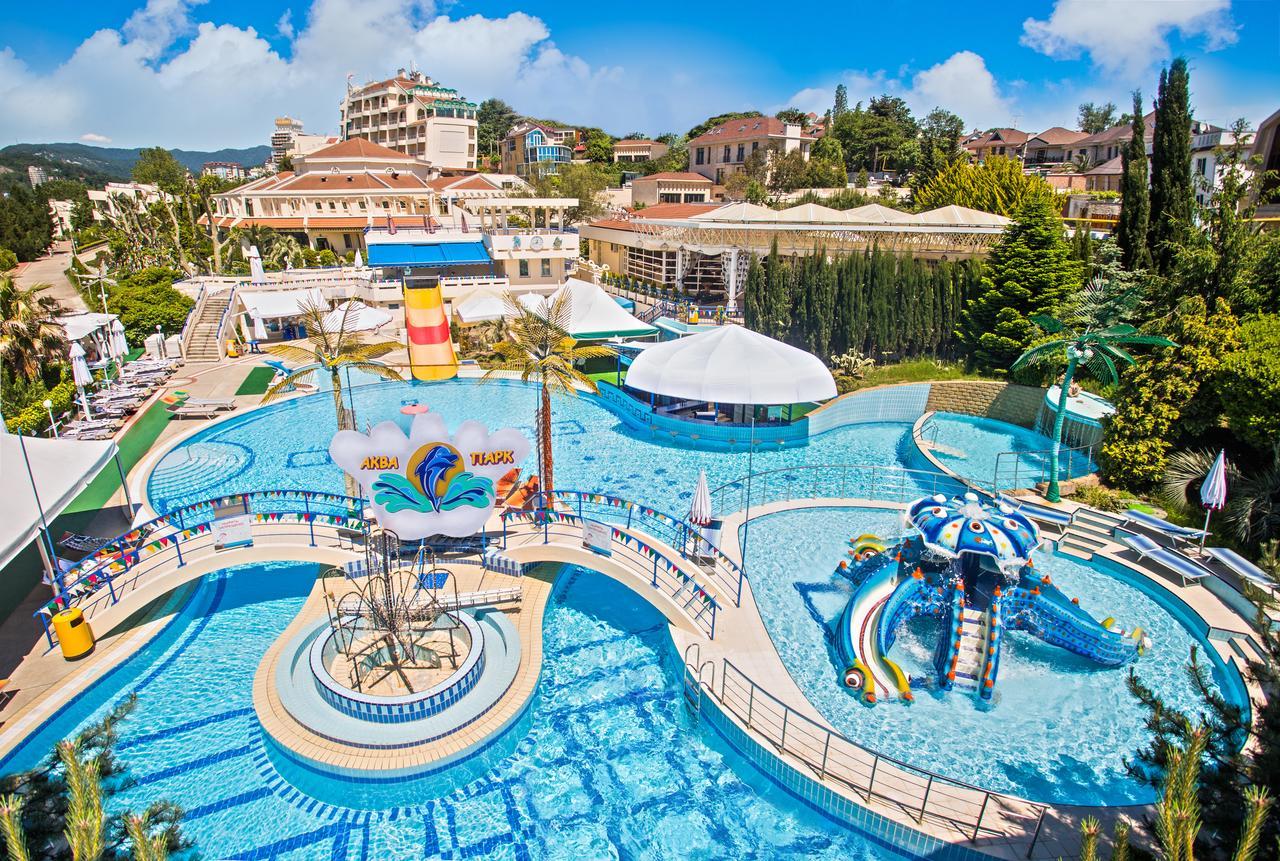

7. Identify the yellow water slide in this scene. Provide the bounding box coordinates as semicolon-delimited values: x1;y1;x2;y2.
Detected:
403;282;458;381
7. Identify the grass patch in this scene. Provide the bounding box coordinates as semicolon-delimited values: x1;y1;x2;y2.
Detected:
65;401;174;515
587;369;627;387
124;347;144;362
839;359;992;393
235;365;277;396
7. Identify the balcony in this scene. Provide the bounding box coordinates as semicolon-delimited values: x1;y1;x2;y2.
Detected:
484;230;579;260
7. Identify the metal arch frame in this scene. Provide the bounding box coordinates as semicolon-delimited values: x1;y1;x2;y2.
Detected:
626;220;1004;259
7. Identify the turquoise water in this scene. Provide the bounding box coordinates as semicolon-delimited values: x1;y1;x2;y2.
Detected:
2;562;903;860
920;412;1097;490
147;377;945;516
741;506;1242;805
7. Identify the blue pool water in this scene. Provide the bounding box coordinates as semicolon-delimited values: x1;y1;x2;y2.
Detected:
147;378;945;516
919;412;1097;490
2;562;904;860
741;506;1243;805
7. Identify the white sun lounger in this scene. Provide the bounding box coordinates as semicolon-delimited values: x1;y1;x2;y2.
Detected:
1120;533;1211;586
169;404;222;419
1121;509;1208;543
1203;546;1277;595
183;397;237;410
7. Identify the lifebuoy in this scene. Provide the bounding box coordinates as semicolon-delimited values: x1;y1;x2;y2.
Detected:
844;667;864;689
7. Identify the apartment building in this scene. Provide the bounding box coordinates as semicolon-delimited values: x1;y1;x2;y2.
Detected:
202;162;245;181
687;117;814;183
27;166;48;187
1023;127;1089;165
340;69;478;170
612;139;669;163
271;117;306;163
630;173;714;206
500;121;580;177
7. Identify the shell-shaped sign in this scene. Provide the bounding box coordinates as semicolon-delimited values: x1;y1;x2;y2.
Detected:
329;413;531;539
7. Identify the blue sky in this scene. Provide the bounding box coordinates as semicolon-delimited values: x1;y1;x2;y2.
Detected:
1;0;1276;149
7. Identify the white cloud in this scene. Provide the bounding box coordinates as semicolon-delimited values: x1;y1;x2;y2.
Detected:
80;133;113;143
1021;0;1237;77
782;53;1014;131
0;0;731;148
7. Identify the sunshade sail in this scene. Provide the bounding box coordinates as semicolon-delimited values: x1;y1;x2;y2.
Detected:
624;324;835;405
323;300;393;333
238;288;326;320
1;432;118;570
453;289;508;324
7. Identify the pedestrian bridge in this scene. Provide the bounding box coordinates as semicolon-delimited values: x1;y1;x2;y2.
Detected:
37;489;740;649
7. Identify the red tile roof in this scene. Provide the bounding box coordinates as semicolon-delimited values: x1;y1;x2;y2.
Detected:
689;116;816;146
306;138;416;160
1075;112;1158;147
1028;127;1089;146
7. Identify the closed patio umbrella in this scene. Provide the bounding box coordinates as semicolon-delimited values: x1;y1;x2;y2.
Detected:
1198;450;1228;552
353;249;364;268
70;342;93;418
688;469;712;526
253;314;269;341
248;245;267;285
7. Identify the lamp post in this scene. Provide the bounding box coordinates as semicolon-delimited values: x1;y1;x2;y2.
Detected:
156;324;165;359
44;399;57;437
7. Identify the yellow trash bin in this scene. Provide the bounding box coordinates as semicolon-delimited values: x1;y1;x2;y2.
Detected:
52;608;95;660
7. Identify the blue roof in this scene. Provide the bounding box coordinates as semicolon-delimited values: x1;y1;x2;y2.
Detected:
365;241;491;268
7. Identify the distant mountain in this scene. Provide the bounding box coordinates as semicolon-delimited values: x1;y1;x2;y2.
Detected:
0;142;272;188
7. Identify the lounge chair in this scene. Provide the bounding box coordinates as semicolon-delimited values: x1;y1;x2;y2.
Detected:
1203;547;1278;595
183;397;237;411
169;404;222;419
998;495;1073;529
1121;509;1208;543
1119;533;1211;586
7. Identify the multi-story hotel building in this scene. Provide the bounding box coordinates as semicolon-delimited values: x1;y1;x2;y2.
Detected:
499;121;580;177
687;117;815;183
612;139;669;163
202;162;245;182
340;69;478;170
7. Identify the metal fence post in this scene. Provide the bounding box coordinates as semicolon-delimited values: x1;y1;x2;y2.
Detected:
918;774;933;822
746;685;754;728
304;495;315;546
1026;807;1047;859
780;708;789;748
972;793;990;841
651;556;658;587
819;733;831;779
173;532;184;567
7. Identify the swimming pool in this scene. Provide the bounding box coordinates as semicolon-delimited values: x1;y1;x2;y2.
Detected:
740;506;1244;805
1;562;907;860
917;412;1097;490
146;378;948;516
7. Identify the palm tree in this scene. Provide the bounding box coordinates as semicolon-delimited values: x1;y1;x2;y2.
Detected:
0;273;67;379
261;301;403;431
264;235;303;270
484;292;614;497
1162;445;1280;550
1011;280;1174;502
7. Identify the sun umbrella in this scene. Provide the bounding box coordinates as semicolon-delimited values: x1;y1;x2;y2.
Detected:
1198;450;1228;551
353;249;364;268
69;342;93;418
907;492;1041;569
253;315;268;341
248;245;267;285
688;470;713;527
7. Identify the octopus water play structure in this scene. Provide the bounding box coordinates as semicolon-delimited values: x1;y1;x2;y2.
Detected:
835;493;1151;704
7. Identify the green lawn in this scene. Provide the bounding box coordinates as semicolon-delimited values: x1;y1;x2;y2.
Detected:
841;359;992;392
65;401;174;515
587;369;627;387
235;365;277;396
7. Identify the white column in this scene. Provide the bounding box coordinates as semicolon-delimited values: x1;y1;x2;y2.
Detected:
673;246;685;290
725;249;740;313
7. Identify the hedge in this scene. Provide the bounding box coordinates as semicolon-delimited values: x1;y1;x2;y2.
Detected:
4;378;78;434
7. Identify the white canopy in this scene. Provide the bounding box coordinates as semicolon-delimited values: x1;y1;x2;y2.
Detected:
238;288;326;320
323;300;392;333
775;203;845;223
518;278;657;340
625;324;836;405
841;203;913;224
702;202;780;222
58;312;117;342
910;205;1011;227
454;288;508;324
1;432;119;570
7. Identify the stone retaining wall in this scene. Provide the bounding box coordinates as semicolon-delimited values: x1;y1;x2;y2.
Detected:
924;380;1045;427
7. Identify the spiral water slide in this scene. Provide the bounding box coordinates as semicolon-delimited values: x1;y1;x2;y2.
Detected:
403;282;458;381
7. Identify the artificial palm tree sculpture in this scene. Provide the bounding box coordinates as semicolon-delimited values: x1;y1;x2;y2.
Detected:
0;274;67;380
483;292;614;498
1011;281;1174;502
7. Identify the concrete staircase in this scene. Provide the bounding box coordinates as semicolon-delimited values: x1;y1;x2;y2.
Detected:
1058;508;1126;559
952;608;986;690
184;291;232;362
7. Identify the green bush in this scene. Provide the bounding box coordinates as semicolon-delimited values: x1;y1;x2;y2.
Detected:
4;377;77;434
1219;315;1280;450
1070;484;1126;512
0;248;17;272
107;267;193;346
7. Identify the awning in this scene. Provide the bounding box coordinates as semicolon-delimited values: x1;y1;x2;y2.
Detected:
453;289;508;324
58;312;117;342
366;241;491;268
322;300;393;333
2;432;119;570
625;324;836;405
238;288;326;320
517;278;657;340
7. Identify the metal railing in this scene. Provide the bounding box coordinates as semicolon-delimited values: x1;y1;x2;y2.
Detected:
991;441;1097;495
709;463;973;516
213;287;237;357
690;657;1050;853
177;281;207;356
546;489;744;606
500;507;720;638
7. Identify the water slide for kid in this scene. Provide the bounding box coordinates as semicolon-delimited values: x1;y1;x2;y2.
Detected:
403;282;459;381
837;564;913;704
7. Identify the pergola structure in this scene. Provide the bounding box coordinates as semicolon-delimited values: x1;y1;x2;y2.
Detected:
460;198;577;230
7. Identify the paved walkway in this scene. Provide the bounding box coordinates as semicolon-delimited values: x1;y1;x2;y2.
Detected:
13;241;88;313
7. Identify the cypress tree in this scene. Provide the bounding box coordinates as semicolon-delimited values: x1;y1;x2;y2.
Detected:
1116;91;1152;271
743;254;766;332
956;197;1081;374
762;240;790;340
811;251;836;359
1148;59;1193;275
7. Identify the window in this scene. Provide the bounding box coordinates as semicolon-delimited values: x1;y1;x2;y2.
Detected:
540;259;551;278
736;144;745;162
518;260;529;278
659;193;681;203
723;145;731;162
695;148;705;166
752;141;758;152
315;202;324;212
1196;157;1208;176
